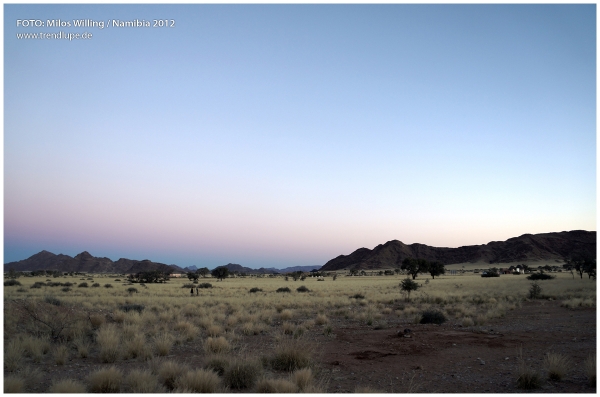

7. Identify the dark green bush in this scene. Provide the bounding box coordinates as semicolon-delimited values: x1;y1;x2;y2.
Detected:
420;310;447;324
276;287;291;293
61;287;71;292
198;283;212;289
529;282;542;299
527;272;555;281
91;283;100;287
4;279;21;286
78;282;89;288
350;293;365;299
249;287;263;293
30;282;45;289
104;284;113;288
127;287;138;294
296;285;310;293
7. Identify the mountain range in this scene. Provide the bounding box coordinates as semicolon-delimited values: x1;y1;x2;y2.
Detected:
5;230;595;274
320;230;596;271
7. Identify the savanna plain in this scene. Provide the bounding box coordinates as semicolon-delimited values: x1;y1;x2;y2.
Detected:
3;265;596;393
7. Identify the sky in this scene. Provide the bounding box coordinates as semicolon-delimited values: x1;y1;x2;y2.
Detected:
4;4;596;269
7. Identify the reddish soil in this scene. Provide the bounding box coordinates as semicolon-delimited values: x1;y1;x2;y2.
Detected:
10;300;596;393
317;300;596;393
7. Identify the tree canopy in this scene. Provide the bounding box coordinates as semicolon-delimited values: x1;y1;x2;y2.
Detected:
401;258;429;279
211;266;230;281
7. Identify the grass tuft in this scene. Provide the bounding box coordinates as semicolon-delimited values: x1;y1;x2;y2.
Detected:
204;336;231;354
4;376;25;393
255;378;298;393
271;338;312;371
175;369;222;392
543;352;570;381
87;366;123;393
584;354;596;386
125;369;160;392
48;379;86;393
223;358;263;390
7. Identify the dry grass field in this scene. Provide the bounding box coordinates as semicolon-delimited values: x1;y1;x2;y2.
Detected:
3;269;596;393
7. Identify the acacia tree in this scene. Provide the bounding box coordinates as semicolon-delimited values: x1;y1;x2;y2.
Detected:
197;267;210;278
186;272;199;282
401;258;429;280
211;266;229;281
428;261;446;279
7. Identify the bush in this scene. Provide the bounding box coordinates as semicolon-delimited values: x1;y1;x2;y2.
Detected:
182;284;195;288
104;284;113;288
249;287;262;293
527;272;555;280
223;358;262;390
91;283;100;287
127;287;138;294
78;282;88;288
350;293;365;299
4;279;21;286
198;283;212;289
420;310;447;325
276;287;291;293
119;304;145;313
529;282;542;299
296;285;310;293
30;282;45;289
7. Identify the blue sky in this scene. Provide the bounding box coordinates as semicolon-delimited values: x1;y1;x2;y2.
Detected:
4;4;596;269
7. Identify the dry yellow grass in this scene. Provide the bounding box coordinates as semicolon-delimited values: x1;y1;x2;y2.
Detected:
125;369;161;392
87;366;123;393
4;376;25;393
48;379;86;393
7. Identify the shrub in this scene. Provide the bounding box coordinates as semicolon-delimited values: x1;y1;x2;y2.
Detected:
120;304;145;313
350;293;365;299
48;379;86;393
271;339;312;371
61;287;71;292
249;287;263;293
420;310;447;325
77;282;88;288
4;376;24;393
175;369;221;393
182;283;195;288
529;282;542;299
527;272;555;280
296;285;310;293
125;369;160;393
315;314;328;325
87;366;123;393
44;296;62;306
223;358;262;390
400;278;420;301
91;283;100;287
276;287;291;293
4;279;21;286
30;282;45;289
127;287;138;294
198;282;213;289
517;347;542;390
89;314;105;328
104;284;113;288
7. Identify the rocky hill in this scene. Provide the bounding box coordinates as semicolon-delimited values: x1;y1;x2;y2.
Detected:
4;251;185;274
320;230;596;271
